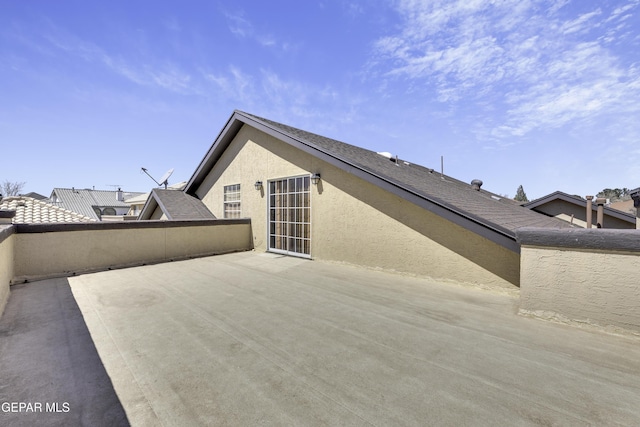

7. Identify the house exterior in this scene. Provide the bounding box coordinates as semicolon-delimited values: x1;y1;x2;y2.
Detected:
127;181;187;218
138;188;216;220
49;188;144;221
184;111;569;288
0;196;95;223
524;191;636;229
632;187;640;229
609;199;637;217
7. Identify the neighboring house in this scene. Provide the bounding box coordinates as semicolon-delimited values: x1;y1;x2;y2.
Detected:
631;187;640;229
138;188;216;220
20;192;47;200
127;181;187;218
49;188;144;221
0;196;95;223
523;191;636;229
124;192;148;218
609;199;637;217
184;110;570;288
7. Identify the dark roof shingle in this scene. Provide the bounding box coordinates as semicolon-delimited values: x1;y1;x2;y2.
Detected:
240;112;570;236
140;189;216;220
185;110;571;252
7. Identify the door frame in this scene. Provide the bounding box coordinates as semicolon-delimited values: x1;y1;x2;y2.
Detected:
266;174;312;259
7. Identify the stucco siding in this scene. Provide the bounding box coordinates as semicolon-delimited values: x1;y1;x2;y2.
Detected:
520;245;640;334
12;222;252;282
195;125;519;288
149;206;166;220
0;227;14;316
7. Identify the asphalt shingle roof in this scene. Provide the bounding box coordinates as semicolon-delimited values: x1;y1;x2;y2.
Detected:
140;189;216;220
240;111;570;237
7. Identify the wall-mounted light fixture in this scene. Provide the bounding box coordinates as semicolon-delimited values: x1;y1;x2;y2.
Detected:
254;180;263;190
311;173;321;185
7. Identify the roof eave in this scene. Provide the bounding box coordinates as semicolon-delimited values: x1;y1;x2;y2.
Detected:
185;111;245;195
186;111;520;252
525;191;636;223
138;191;159;221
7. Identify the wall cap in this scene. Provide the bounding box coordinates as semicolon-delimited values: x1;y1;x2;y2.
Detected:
14;218;250;234
0;225;15;244
516;227;640;252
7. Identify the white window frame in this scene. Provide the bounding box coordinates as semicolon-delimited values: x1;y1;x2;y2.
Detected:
267;175;311;258
223;184;241;219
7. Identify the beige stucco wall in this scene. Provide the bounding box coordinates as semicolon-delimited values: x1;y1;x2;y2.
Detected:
520;245;640;334
195;125;519;288
149;205;167;220
0;227;14;317
13;222;252;282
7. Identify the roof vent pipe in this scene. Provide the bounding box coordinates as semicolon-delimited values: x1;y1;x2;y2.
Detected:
471;179;483;191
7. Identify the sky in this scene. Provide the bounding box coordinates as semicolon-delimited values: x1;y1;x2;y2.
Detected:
1;0;639;200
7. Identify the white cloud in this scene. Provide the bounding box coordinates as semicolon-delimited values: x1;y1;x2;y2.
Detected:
204;66;254;103
372;0;640;141
201;65;356;129
225;12;252;38
32;24;200;95
224;11;294;53
561;10;602;34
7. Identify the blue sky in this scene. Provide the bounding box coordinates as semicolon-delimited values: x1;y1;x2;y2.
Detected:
2;0;639;200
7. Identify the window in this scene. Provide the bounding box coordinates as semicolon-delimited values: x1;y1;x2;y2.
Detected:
223;184;241;218
268;176;311;257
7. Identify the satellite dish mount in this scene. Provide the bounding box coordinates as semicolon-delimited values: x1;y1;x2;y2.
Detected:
141;167;174;189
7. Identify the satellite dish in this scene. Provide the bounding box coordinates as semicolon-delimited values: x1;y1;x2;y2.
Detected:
158;168;174;189
141;167;174;189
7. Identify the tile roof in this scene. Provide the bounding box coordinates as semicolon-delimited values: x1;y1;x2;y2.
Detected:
138;189;216;220
0;196;96;224
49;188;144;220
186;110;571;251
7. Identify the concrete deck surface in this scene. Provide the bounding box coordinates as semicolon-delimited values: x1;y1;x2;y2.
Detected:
1;251;640;426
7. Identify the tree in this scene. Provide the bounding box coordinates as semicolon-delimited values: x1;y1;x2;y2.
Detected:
514;185;528;202
1;180;25;197
597;188;630;202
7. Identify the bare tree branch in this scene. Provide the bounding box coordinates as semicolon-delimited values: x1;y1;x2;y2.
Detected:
1;180;26;197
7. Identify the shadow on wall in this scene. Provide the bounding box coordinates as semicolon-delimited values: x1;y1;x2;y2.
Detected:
327;171;520;286
0;279;130;426
259;135;520;286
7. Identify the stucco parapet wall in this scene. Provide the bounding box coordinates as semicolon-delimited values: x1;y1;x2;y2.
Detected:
0;225;15;243
10;219;253;283
13;218;250;233
516;227;640;253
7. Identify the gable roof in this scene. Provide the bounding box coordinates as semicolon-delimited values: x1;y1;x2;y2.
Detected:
20;192;47;200
524;191;636;225
126;182;189;206
0;196;96;224
138;189;216;221
49;188;144;220
186;110;570;252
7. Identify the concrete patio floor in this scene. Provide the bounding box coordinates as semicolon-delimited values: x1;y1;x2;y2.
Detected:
1;251;640;426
